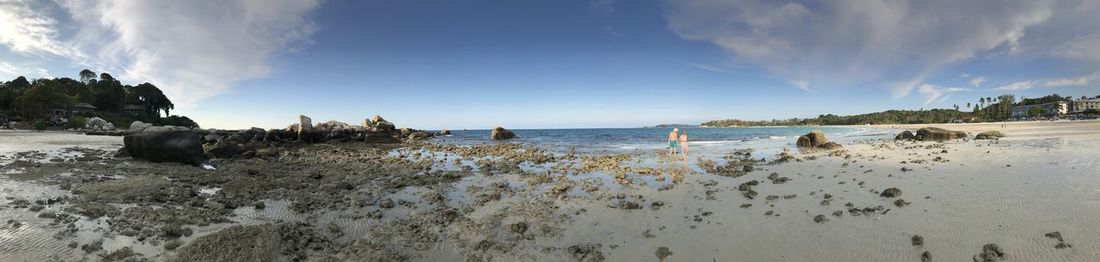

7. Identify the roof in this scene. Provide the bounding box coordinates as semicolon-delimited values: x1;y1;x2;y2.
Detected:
72;102;96;109
121;104;145;110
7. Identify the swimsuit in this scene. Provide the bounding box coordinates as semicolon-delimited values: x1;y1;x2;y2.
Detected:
669;140;678;148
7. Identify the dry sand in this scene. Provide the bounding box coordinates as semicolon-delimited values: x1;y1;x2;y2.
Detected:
0;120;1098;261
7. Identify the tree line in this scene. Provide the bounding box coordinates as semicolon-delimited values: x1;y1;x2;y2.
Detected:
0;69;197;129
702;93;1098;127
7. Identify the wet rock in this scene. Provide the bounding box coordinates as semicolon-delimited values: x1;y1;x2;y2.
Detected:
81;239;103;253
379;198;395;209
655;246;673;261
921;251;932;262
1044;231;1063;242
491;127;516;140
252;201;266;209
975;131;1005;140
880;188;902;198
509;222;528;234
974;244;1005;262
439;129;451;135
650;201;665;210
895;130;916;140
566;243;605;262
813;214;828;223
124;131;206;166
912;235;924;246
915;127;966;141
297;115;315;142
893;199;911;207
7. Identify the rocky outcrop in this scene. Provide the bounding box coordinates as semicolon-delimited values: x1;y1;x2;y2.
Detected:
796;130;841;149
895;130;916;140
297;115;314;143
129;121;153;131
123;131;206;166
371;115;395;132
975;131;1005;140
915;127;967;141
491;127;516;140
85;117;115;131
439;129;451;136
204;140;243;159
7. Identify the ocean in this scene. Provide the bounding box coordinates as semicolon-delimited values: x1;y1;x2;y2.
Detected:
434;126;898;158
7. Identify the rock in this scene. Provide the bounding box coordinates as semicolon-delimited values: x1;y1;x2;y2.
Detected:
655;246;673;261
566;243;605;262
491;127;516;140
204;140;242;159
915;127;967;141
796;130;829;147
372;115;395;132
297;115;314;142
922;251;932;262
975;244;1005;262
975;131;1005;140
880;187;902;198
1044;231;1063;242
129;121;153;131
379;198;395;209
124;131;206;166
894;199;911;207
84;117;115;130
439;129;451;135
912;235;924;246
361;118;374;128
895;130;916;140
819;142;843;150
407;131;433;140
813;214;828;223
509;222;528;234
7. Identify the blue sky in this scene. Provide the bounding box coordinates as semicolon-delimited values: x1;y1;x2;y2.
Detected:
2;0;1099;129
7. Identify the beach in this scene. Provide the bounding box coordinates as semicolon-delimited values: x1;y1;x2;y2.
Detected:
1;120;1098;261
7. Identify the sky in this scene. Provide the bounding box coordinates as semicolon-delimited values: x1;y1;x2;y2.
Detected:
2;0;1099;130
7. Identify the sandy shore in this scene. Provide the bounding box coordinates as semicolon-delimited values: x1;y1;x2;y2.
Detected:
1;121;1098;261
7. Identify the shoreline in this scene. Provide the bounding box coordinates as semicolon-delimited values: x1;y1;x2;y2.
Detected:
0;121;1097;261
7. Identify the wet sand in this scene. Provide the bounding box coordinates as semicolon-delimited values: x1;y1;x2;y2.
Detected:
0;121;1098;261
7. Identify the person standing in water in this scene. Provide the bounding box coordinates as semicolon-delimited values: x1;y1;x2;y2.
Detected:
668;128;679;157
679;130;688;159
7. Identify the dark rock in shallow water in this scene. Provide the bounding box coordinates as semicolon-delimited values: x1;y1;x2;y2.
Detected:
912;235;924;246
1044;231;1063;242
124;131;206;166
921;251;932;262
975;131;1005;140
915;127;967;141
895;130;916;140
813;214;828;223
880;187;902;198
567;243;605;262
491;127;516;140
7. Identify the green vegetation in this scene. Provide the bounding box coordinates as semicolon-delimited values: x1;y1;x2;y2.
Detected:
702;93;1096;127
0;69;196;129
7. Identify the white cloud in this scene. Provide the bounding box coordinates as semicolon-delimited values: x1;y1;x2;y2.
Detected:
1044;71;1100;87
916;83;968;104
662;0;1099;97
969;76;986;87
590;0;615;12
994;81;1037;91
0;0;321;106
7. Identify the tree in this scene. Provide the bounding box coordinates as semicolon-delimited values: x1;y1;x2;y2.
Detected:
15;79;75;119
954;104;959;111
79;69;97;84
1026;106;1045;118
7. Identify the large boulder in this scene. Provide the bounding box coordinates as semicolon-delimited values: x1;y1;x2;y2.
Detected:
204;140;243;159
490;127;516;140
915;127;967;141
796;130;832;148
123;131;205;166
407;131;433;140
85;117;115;131
129;121;153;132
439;129;451;136
974;131;1005;140
895;130;916;140
297;115;314;142
371;115;395;132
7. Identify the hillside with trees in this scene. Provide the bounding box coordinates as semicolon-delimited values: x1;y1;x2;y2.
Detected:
0;69;198;130
702;93;1096;127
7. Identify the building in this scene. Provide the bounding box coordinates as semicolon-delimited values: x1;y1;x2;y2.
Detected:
120;104;146;115
1071;97;1100;113
1010;101;1067;119
71;102;97;114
